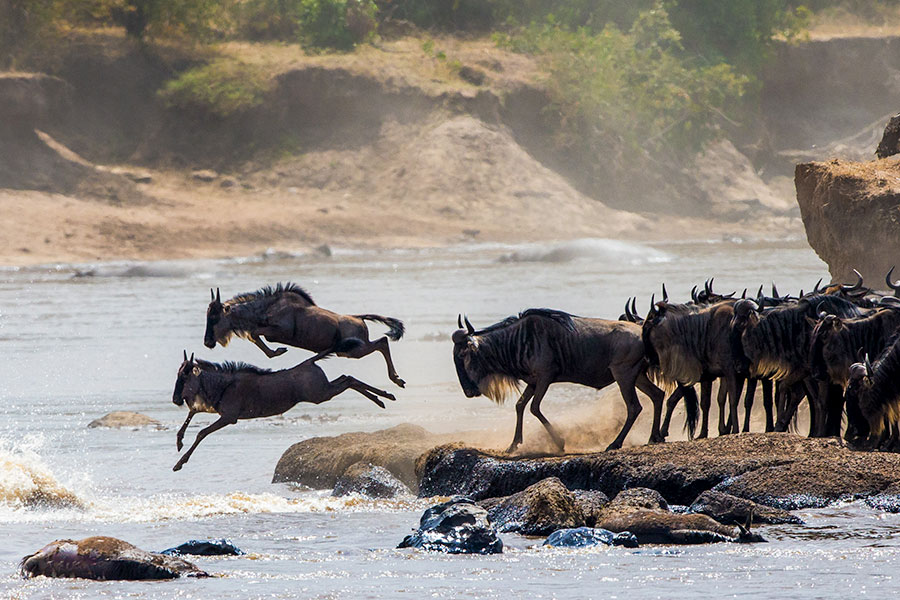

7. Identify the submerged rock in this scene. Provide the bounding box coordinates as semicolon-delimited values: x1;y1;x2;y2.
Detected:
332;462;412;499
398;497;503;554
480;477;584;536
159;539;244;556
544;527;639;549
21;536;208;580
689;490;803;525
88;411;165;430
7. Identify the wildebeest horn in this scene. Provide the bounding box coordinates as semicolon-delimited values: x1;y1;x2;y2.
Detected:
624;298;634;321
887;266;900;296
189;352;194;364
741;288;747;299
183;349;188;362
464;315;475;334
216;287;221;302
662;283;668;303
756;284;763;300
771;282;780;298
705;279;712;295
691;285;699;303
865;353;873;377
210;288;215;301
631;297;637;317
813;278;822;293
842;269;863;292
458;314;463;329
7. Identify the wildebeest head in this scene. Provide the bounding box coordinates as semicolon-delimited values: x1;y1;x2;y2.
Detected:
845;355;875;440
204;288;230;348
173;351;200;406
452;315;483;398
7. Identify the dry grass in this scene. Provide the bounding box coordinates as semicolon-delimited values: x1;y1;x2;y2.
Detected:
808;6;900;40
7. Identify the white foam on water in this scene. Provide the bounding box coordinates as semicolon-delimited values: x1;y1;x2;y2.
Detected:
496;238;673;264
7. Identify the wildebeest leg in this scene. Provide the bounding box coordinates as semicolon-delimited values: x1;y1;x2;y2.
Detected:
322;374;397;408
807;379;825;437
173;415;237;472
250;333;287;358
762;378;774;432
529;379;565;452
660;386;683;439
340;336;405;388
607;368;642;451
697;380;712;439
635;372;665;444
507;384;535;454
823;383;845;438
726;376;745;435
176;410;197;452
742;378;758;433
775;383;805;432
716;381;729;436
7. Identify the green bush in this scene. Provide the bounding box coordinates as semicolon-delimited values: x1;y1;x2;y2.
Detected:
158;60;274;118
298;0;376;50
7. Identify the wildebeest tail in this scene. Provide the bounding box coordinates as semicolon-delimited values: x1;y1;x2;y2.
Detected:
355;314;405;341
304;338;365;364
682;385;699;439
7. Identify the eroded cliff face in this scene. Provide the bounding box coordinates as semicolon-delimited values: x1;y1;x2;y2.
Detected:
795;157;900;284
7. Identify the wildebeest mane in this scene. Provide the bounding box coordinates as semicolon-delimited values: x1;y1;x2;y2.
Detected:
474;308;577;336
195;359;272;375
228;282;315;307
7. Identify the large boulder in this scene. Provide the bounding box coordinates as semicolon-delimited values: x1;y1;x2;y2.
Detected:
689;490;802;525
479;477;585;536
417;433;900;510
273;424;445;492
795;158;900;284
88;411;165;430
398;498;503;554
21;536;208;580
571;490;609;527
332;462;412;499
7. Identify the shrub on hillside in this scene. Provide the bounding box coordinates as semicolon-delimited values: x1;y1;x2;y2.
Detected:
158;60;274;118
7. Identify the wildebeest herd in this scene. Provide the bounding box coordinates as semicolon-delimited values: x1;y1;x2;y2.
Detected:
173;272;900;471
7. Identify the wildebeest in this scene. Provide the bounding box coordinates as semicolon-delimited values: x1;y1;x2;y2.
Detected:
845;334;900;446
452;309;665;453
171;342;395;471
204;283;406;387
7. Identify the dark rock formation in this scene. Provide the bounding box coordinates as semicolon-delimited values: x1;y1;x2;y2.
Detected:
607;488;668;511
159;539;244;556
398;498;503;554
688;490;802;525
544;527;638;549
88;411;165;430
332;461;412;499
21;536;207;580
273;424;443;492
479;477;585;536
796;158;900;284
571;489;609;527
417;433;900;509
596;509;764;544
876;114;900;159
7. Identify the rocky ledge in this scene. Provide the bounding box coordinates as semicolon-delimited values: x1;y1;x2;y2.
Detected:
795;157;900;284
417;433;900;510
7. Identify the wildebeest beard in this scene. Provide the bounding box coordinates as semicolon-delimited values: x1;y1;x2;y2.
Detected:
477;374;522;405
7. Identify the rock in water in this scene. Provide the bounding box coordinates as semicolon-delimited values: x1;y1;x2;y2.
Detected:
332;462;412;499
21;536;208;580
398;498;503;554
571;490;610;527
607;488;668;511
689;490;802;525
480;477;585;536
544;527;639;549
88;411;165;430
159;539;244;556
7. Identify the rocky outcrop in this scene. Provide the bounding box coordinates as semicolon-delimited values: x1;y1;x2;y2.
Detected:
332;461;412;499
88;411;165;430
21;536;208;580
417;433;900;509
273;424;445;492
796;158;900;284
398;498;503;554
478;477;585;536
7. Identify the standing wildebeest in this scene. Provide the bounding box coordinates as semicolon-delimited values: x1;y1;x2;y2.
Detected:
845;334;900;446
204;283;406;387
171;343;395;471
452;309;665;453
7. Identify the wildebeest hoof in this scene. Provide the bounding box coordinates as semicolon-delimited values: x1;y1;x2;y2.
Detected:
385;392;396;401
504;443;520;454
173;462;183;472
392;377;406;388
605;442;623;452
273;347;287;357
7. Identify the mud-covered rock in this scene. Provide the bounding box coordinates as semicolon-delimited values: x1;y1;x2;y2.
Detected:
689;490;802;525
596;509;765;545
417;433;900;509
544;527;638;549
332;462;412;499
607;488;668;511
274;424;443;492
572;490;609;527
398;498;503;554
159;539;244;556
480;477;584;536
21;536;208;580
88;411;165;430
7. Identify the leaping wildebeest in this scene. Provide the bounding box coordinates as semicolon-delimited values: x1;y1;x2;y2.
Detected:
204;283;406;387
171;343;395;471
451;308;665;453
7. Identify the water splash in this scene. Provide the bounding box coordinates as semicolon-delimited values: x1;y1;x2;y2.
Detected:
0;437;85;510
497;238;672;264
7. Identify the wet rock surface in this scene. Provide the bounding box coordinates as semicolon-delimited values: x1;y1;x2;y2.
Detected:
159;539;244;556
571;490;610;527
478;477;585;535
398;498;503;554
417;433;900;509
689;490;803;525
88;411;165;430
21;536;208;580
544;527;638;549
332;461;412;499
274;424;444;491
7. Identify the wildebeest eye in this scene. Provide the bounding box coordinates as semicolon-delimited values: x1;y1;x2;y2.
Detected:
192;366;201;376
